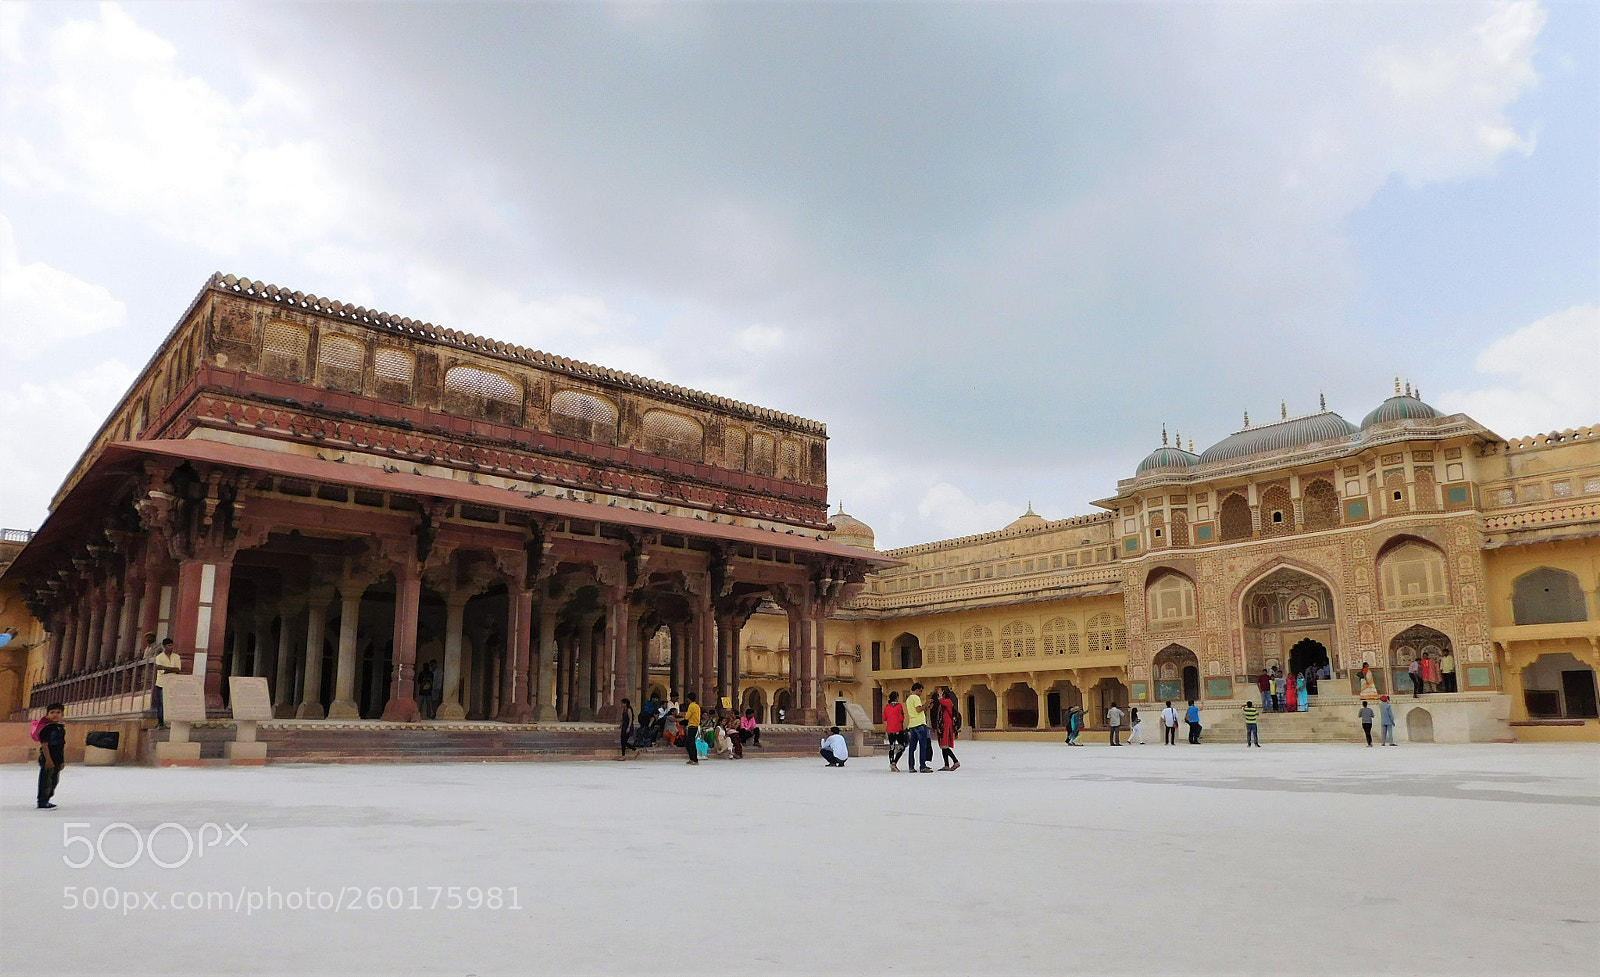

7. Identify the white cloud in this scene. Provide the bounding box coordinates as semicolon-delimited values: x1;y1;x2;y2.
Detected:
0;359;138;529
0;214;126;357
1438;305;1600;438
915;482;1024;542
0;2;346;254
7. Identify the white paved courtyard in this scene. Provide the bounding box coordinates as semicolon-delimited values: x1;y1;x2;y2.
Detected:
2;742;1597;976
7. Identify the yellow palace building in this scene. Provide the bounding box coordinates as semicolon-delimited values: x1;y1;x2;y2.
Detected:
778;386;1600;743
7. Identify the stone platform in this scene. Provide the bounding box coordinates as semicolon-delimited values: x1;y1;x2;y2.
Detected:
142;720;841;765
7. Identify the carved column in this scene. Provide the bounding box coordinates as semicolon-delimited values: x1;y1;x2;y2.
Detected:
669;624;685;700
579;615;601;719
497;585;534;723
85;591;108;673
296;587;333;719
273;599;303;716
172;557;233;711
252;609;273;679
698;597;717;708
328;584;364;720
230;625;250;678
382;559;424;722
596;589;626;721
44;618;65;682
536;604;560;722
437;593;471;721
114;575;139;663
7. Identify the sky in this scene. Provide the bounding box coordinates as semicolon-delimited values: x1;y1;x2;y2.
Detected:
0;1;1595;549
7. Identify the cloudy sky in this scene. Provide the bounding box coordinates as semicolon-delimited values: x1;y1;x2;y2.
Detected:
1;1;1595;548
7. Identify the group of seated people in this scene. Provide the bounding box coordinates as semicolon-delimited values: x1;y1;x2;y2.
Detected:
635;693;763;759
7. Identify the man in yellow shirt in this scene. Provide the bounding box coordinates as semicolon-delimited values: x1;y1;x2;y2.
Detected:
904;682;932;773
683;694;701;765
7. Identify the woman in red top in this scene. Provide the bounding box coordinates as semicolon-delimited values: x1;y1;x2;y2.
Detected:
937;690;960;771
883;691;907;771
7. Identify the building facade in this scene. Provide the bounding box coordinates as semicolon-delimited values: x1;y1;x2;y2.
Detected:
831;390;1600;742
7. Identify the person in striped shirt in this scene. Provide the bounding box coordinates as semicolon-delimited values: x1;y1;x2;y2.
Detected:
1242;701;1261;747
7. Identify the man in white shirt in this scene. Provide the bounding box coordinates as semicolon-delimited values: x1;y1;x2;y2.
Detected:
1106;704;1124;746
820;726;849;766
1160;701;1180;746
152;636;182;728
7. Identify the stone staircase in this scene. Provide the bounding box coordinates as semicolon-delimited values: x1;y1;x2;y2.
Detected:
144;721;830;765
1204;695;1369;744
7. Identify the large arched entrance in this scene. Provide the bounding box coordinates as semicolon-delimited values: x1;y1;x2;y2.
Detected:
1152;644;1200;702
966;685;998;729
1243;567;1337;680
772;689;792;722
1390;625;1452;695
742;687;766;722
890;632;923;670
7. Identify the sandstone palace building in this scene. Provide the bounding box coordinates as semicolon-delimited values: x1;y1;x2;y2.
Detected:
5;275;1598;752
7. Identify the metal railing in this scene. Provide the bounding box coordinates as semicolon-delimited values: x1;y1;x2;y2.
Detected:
28;659;155;710
1;528;35;543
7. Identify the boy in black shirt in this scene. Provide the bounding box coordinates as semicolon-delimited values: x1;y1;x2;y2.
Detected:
37;702;65;810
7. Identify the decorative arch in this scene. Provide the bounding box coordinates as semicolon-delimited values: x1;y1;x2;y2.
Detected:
641;409;704;462
1303;479;1340;531
1084;612;1126;653
926;628;957;665
549;389;618;443
961;625;995;662
1233;557;1342;609
999;620;1037;659
1512;567;1588;625
1219;493;1252;541
1145;569;1197;625
444;365;523;424
1376;537;1449;611
890;632;922;670
1041;616;1079;655
1152;644;1201;702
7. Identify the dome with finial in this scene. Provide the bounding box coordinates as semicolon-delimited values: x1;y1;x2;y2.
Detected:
1361;378;1442;429
1136;426;1200;475
1198;406;1358;464
1004;503;1048;532
827;502;876;550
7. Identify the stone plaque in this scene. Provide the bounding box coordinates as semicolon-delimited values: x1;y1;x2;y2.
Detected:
229;677;274;721
162;675;208;723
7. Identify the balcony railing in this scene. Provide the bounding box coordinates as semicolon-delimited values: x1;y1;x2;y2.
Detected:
28;659;156;711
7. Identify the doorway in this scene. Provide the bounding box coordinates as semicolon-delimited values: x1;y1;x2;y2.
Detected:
1289;638;1330;678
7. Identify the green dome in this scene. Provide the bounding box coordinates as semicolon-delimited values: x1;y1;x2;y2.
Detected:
1361;395;1441;429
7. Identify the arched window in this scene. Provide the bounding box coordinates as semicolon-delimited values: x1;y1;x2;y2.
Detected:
749;432;776;476
927;629;957;665
1042;617;1079;655
1378;540;1449;610
373;346;415;386
961;625;995;662
1512;567;1589;625
1260;485;1293;536
262;321;309;380
444;365;523;423
723;427;747;469
317;333;365;392
999;621;1037;659
1219;493;1252;541
1085;612;1126;653
549;389;618;443
1303;479;1340;531
641;409;704;461
1146;572;1197;624
779;438;802;480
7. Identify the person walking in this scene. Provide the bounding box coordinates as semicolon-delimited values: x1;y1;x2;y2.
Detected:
1185;700;1202;744
1242;700;1260;747
936;690;961;771
1295;671;1309;712
617;697;636;760
1106;702;1124;746
1358;701;1375;746
1065;704;1084;746
1257;669;1273;712
904;683;933;773
884;691;907;770
683;694;702;764
36;702;66;809
1408;658;1423;697
1127;706;1145;744
1379;696;1397;746
1161;701;1179;745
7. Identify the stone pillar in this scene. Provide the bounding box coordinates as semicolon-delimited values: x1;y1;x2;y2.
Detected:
596;593;625;721
579;616;600;719
382;560;424;722
273;605;299;717
810;611;826;717
699;603;717;708
252;612;273;679
296;591;332;719
669;624;685;699
497;587;535;723
1034;681;1050;730
172;557;233;711
85;594;107;672
44;622;64;682
114;579;140;663
536;605;559;721
437;593;470;721
327;588;363;720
